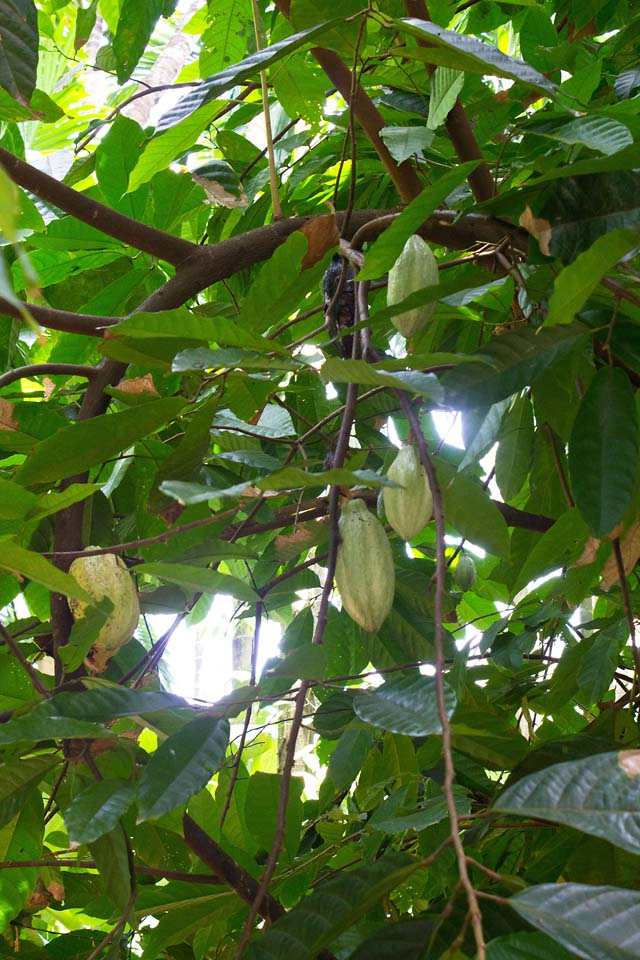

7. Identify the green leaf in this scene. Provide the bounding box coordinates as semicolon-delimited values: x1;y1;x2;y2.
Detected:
512;509;589;594
528;116;633;156
353;674;454;737
568;367;639;536
427;67;464;130
510;883;640;960
112;0;163;82
90;825;133;913
487;932;573;960
17;397;184;485
64;779;136;844
443;325;587;408
0;541;93;604
495;395;535;500
136;562;256;602
440;469;510;557
245;772;304;859
495;750;640;854
157;22;341;132
138;716;229;820
358;162;479;280
247;853;419;960
0;0;39;103
397;18;558;98
547;229;640;325
0;755;58;830
320;359;444;400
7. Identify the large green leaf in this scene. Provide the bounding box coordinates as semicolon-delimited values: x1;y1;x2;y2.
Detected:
494;751;640;854
511;883;640;960
0;754;58;830
357;162;480;280
247;853;419;960
0;541;93;603
138;716;229;820
17;397;184;485
487;932;574;960
495;394;535;500
568;367;639;536
353;674;454;737
547;229;640;325
397;18;558;97
442;325;587;408
440;469;510;557
156;21;341;131
64;779;136;844
136;562;257;602
0;0;39;102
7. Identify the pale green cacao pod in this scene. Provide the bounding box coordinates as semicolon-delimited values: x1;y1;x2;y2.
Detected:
335;499;395;633
383;444;433;540
387;235;439;338
68;550;140;673
454;554;476;592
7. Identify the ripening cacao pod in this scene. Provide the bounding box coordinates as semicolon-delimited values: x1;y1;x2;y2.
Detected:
454;554;477;592
68;550;140;673
335;499;395;633
387;235;439;338
383;444;433;541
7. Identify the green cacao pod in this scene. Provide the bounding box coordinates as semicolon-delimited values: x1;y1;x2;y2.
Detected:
387;235;439;338
383;444;433;541
454;554;476;592
68;550;140;673
335;499;395;633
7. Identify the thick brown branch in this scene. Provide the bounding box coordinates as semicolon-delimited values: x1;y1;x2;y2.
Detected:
0;297;117;337
183;814;285;922
0;364;98;389
273;0;423;202
0;147;196;266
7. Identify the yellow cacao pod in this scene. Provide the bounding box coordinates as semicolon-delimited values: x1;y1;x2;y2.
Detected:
387;235;439;338
68;550;140;673
383;444;433;541
454;554;476;592
335;499;395;633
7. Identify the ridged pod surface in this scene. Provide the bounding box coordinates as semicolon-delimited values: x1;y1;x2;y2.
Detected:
383;444;433;540
335;499;395;633
454;554;477;592
68;551;140;673
387;235;439;338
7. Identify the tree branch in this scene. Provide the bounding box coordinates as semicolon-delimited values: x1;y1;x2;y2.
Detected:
0;298;118;337
403;0;497;203
0;364;99;390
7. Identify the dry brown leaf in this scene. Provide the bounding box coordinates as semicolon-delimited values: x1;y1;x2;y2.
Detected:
43;377;56;400
602;522;640;590
300;215;339;269
116;374;159;396
0;398;18;431
192;172;247;208
619;749;640;777
519;205;552;256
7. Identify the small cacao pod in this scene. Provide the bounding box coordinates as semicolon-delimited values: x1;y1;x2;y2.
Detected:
454;554;476;592
387;235;439;338
68;550;140;673
383;444;433;541
335;499;395;633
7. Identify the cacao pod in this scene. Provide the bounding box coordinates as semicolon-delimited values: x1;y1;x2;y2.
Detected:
335;499;395;633
454;554;477;592
387;235;439;338
68;550;140;673
383;444;433;540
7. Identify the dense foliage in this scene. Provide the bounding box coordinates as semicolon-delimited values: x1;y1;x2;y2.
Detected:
0;0;639;957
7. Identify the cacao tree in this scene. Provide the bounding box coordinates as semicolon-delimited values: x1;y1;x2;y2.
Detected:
0;1;639;958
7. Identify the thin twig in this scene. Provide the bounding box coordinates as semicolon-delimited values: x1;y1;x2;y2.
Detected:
0;624;51;698
233;680;309;958
395;391;486;960
220;603;262;828
613;538;640;691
